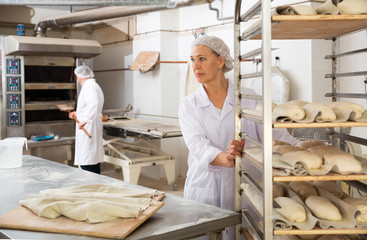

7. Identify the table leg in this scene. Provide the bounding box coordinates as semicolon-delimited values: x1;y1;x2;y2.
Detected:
122;165;141;185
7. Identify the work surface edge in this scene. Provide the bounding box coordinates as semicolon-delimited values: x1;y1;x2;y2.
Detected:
0;155;240;240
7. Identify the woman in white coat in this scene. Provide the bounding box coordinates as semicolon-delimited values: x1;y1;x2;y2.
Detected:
69;65;105;174
178;35;297;239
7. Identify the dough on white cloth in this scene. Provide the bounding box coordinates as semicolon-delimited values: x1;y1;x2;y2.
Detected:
343;197;367;223
314;0;340;15
324;152;362;174
312;181;344;199
19;184;158;223
289;181;318;202
328;101;364;120
273;145;302;155
274;197;307;223
296;140;325;150
281;151;323;170
307;145;342;159
293;5;317;15
302;102;337;122
274;236;301;240
305;196;342;221
273;100;308;122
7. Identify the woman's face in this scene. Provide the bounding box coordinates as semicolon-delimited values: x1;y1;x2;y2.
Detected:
190;45;225;84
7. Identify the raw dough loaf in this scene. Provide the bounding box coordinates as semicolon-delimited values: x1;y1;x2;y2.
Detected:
338;0;367;15
274;197;307;223
273;182;285;198
296;140;325;150
273;140;291;147
281;151;323;170
273;145;302;155
303;102;337;122
328;101;364;120
323;152;362;174
305;196;342;221
273;100;308;121
19;184;157;223
312;181;344;199
289;181;318;202
293;5;317;15
307;145;342;159
343;197;367;223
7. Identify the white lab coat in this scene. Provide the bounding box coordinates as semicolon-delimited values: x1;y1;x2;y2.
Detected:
178;80;297;239
74;78;104;166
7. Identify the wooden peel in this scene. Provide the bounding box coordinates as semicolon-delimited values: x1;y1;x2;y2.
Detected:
57;104;92;138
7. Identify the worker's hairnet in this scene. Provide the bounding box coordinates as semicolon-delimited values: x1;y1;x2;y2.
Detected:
74;65;94;79
191;35;234;73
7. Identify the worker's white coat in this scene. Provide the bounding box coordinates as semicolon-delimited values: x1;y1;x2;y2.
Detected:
178;80;297;210
74;79;104;166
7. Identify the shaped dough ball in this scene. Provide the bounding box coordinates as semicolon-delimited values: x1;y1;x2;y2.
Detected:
282;151;323;170
273;183;285;199
305;196;342;221
274;197;307;223
273;145;302;155
324;153;362;174
343;197;367;223
289;181;318;202
296;140;325;150
312;181;344;199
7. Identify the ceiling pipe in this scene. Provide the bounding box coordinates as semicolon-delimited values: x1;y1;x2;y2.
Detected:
33;0;206;37
0;0;178;7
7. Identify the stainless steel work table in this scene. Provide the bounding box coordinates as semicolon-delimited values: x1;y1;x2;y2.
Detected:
0;155;241;240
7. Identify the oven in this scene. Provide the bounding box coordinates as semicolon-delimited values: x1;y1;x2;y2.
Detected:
0;35;101;164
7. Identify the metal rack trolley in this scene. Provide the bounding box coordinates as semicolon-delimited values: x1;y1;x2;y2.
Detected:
234;1;367;239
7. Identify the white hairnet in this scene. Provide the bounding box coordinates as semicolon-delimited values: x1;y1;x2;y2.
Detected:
74;65;94;79
191;35;234;73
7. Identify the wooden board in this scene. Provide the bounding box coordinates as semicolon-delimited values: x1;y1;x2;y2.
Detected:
0;197;164;239
130;51;160;73
251;15;367;40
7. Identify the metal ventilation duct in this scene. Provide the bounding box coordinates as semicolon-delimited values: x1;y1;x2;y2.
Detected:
0;0;178;7
33;0;202;37
4;35;102;57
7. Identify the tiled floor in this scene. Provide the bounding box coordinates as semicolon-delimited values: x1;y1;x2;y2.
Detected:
101;163;185;197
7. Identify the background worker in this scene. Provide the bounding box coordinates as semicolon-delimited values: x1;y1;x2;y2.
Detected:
69;65;105;174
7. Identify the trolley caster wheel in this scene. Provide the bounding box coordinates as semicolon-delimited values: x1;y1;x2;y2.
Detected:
171;182;179;191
